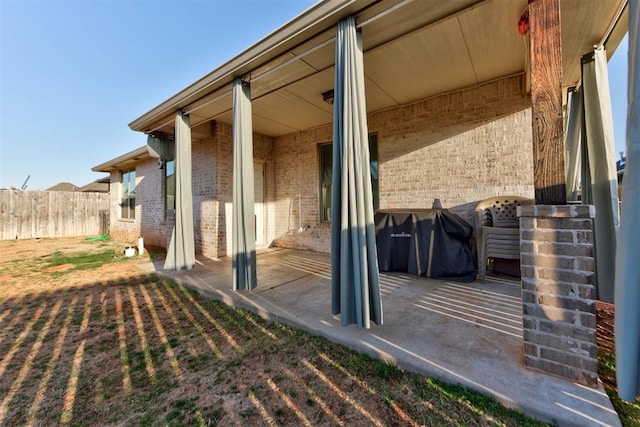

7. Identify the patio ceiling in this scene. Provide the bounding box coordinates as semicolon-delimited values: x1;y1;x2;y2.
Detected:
131;0;627;139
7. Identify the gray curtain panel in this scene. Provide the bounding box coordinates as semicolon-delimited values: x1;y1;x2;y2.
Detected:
582;46;620;302
330;16;383;328
232;78;257;291
615;0;640;402
164;111;195;270
564;87;583;202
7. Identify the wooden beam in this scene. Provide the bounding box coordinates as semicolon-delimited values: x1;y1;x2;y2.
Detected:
528;0;566;205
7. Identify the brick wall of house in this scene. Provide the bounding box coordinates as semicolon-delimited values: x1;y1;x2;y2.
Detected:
212;121;276;258
373;76;534;213
107;126;275;259
109;75;533;257
272;74;534;253
108;163;142;245
108;157;170;248
107;173;126;241
137;157;168;248
213;122;233;257
273;127;333;253
192;136;217;258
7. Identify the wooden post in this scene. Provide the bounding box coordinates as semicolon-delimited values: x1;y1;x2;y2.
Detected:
528;0;567;205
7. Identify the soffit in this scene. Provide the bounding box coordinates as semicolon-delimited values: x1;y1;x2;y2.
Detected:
92;146;150;172
457;1;527;83
130;0;375;132
561;0;627;86
139;0;626;138
364;17;479;106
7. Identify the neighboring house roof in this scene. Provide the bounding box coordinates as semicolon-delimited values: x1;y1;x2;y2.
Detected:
92;146;151;173
47;182;79;192
128;0;627;139
79;176;110;192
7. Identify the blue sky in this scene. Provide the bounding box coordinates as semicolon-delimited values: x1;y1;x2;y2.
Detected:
0;0;630;190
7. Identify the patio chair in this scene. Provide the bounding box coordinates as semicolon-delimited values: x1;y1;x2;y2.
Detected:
475;196;534;280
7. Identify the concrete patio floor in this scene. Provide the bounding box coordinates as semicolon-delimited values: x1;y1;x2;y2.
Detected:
142;248;620;426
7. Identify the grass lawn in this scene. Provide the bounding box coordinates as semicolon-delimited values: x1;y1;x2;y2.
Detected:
0;237;636;425
595;301;640;426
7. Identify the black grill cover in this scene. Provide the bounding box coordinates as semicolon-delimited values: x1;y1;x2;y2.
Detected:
375;209;476;282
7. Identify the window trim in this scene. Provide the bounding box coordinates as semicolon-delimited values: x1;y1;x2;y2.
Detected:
165;159;176;214
120;168;136;220
319;142;333;223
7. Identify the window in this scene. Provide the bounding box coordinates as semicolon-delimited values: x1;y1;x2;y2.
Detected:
120;169;136;219
319;134;379;222
320;144;333;222
165;159;175;211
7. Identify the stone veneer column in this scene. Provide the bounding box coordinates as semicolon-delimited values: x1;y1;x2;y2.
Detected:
517;205;598;386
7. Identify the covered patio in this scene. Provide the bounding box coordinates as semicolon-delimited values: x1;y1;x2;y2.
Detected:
142;249;620;426
121;0;640;416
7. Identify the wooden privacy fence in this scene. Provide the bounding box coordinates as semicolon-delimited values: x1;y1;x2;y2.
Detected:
0;190;110;240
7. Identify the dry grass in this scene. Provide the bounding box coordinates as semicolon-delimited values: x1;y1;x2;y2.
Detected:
595;301;640;427
0;237;549;426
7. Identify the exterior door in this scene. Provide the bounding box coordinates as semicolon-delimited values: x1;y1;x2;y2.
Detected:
225;162;266;256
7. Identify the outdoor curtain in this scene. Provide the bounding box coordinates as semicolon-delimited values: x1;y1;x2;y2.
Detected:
164;111;195;271
581;46;620;303
615;0;640;402
564;87;583;201
330;16;383;328
232;78;257;291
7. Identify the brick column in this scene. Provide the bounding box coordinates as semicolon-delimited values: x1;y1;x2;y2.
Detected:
518;205;598;386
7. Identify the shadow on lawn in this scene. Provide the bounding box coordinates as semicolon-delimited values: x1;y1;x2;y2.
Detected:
0;274;547;426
